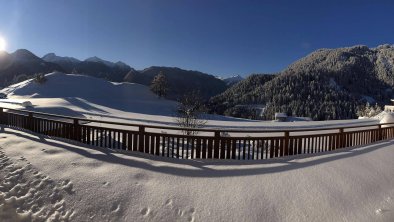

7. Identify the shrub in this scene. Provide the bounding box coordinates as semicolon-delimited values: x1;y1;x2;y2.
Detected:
34;73;47;84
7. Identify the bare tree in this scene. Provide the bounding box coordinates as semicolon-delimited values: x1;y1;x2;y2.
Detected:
175;91;207;135
150;71;168;98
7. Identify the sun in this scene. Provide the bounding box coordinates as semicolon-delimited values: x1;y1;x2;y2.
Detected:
0;36;6;51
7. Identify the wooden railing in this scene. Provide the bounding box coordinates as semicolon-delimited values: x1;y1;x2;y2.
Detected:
1;107;394;160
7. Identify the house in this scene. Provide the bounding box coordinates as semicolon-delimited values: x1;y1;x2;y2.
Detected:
274;112;287;122
384;99;394;112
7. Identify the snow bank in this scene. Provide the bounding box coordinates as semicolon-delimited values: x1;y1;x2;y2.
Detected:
380;112;394;124
1;127;394;221
0;99;32;107
0;72;178;116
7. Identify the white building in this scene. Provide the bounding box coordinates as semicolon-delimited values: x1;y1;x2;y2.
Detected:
384;99;394;112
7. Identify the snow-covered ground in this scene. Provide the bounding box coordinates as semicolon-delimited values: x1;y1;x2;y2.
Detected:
0;72;379;131
1;127;394;221
1;73;394;221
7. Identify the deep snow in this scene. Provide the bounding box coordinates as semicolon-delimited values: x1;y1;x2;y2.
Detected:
1;127;394;221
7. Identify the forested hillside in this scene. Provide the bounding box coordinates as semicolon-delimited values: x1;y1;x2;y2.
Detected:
209;45;394;120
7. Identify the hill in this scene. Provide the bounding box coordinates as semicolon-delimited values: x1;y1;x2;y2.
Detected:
123;66;227;100
209;45;394;120
2;72;177;116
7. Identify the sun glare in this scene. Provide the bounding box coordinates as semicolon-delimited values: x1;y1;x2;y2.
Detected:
0;36;6;51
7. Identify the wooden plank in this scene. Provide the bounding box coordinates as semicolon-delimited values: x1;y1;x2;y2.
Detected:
167;137;171;158
220;139;226;159
196;138;201;159
171;136;175;158
202;138;207;159
175;136;179;158
155;135;160;156
269;139;274;158
226;139;231;159
207;138;213;159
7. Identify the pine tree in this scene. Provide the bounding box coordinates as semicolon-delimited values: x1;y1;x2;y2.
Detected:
150;71;168;98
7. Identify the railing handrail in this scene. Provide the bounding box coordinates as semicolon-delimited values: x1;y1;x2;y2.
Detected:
1;106;392;134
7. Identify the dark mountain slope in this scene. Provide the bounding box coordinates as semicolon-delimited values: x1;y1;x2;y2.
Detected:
124;66;228;100
0;49;64;86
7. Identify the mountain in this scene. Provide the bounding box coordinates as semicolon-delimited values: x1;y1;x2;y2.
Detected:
222;75;244;86
85;56;116;67
209;44;394;120
43;54;132;81
1;50;226;99
71;60;131;82
0;49;64;87
123;66;228;100
42;53;80;72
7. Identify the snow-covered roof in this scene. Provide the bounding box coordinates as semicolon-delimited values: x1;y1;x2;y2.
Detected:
275;112;287;118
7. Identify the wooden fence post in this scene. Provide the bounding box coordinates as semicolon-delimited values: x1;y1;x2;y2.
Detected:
0;108;3;125
73;119;80;141
339;128;344;148
28;112;33;131
139;126;145;152
378;125;382;141
214;131;220;159
284;131;289;156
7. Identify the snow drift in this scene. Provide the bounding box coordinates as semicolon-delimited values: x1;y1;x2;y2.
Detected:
1;72;177;116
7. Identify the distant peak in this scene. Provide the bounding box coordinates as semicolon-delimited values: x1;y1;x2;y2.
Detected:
42;53;80;63
12;49;40;61
85;56;115;67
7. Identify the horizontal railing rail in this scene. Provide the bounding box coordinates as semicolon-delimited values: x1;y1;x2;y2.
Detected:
1;107;393;160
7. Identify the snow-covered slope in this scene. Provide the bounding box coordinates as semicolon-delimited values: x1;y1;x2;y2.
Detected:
1;72;178;117
1;128;394;221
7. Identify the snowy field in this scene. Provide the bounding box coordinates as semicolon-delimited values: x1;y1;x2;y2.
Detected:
0;72;379;131
1;127;394;221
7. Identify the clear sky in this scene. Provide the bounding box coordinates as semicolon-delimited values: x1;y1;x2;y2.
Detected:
0;0;393;77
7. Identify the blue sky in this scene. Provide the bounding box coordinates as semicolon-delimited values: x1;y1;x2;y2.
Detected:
0;0;393;77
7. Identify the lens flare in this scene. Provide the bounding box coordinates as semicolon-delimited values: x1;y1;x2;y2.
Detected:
0;37;6;51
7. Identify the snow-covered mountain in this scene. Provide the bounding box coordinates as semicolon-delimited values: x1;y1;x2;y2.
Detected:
222;75;244;86
85;56;117;67
42;53;80;64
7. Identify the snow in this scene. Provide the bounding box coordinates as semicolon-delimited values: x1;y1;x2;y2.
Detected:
0;72;379;131
1;127;394;221
0;99;32;108
222;75;244;85
380;113;394;124
1;72;394;221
